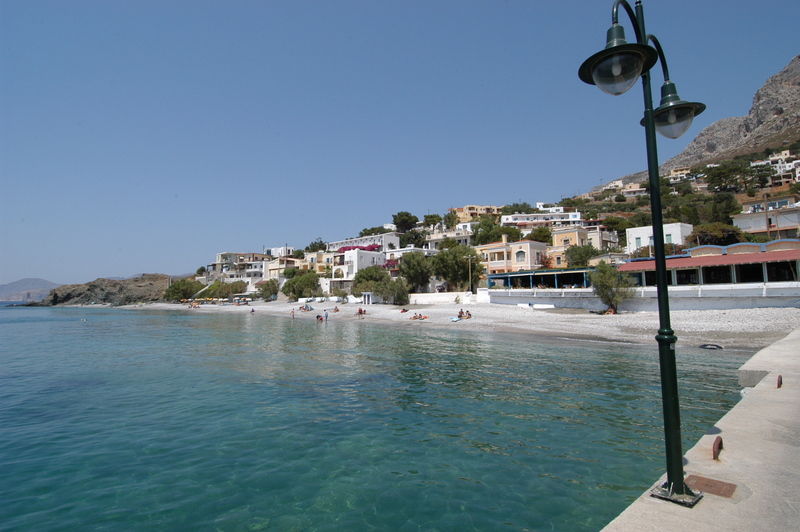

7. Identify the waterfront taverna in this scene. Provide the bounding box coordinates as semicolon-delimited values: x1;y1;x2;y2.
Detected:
487;239;800;311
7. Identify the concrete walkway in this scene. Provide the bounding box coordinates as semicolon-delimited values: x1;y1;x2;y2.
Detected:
603;327;800;531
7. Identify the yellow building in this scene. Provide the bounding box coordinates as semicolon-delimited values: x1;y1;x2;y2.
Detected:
473;235;548;275
450;204;503;223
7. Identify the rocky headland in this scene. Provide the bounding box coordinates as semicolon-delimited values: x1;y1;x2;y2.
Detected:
40;274;171;306
608;54;800;188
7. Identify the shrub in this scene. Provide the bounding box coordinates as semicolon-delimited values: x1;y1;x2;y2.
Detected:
590;262;634;314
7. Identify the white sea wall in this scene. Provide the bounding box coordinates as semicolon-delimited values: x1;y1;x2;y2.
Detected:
489;282;800;312
409;291;475;305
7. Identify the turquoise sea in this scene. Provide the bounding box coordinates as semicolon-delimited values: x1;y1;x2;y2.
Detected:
0;307;749;531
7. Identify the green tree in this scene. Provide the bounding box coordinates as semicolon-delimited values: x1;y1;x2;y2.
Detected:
195;266;206;276
199;280;247;299
431;245;482;291
745;163;776;190
352;266;408;304
281;271;320;301
709;192;741;224
398;251;433;292
530;226;552;244
602;216;633;246
400;229;426;248
305;237;327;252
687;223;746;246
500;202;535;214
590;262;634;314
423;214;442;227
291;249;305;259
673;181;693;196
352;266;391;295
558;196;590;209
283;268;301;279
438;237;459;250
442;211;459;229
614;194;627;203
471;216;521;245
359;226;386;237
257;279;279;301
392;211;419;233
565;244;600;267
703;160;749;192
163;278;205;301
374;278;410;306
629;211;652;227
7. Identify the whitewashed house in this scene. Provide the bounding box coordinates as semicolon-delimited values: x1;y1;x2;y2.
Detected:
625;223;694;254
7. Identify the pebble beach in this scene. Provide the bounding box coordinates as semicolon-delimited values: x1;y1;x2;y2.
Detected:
135;300;800;350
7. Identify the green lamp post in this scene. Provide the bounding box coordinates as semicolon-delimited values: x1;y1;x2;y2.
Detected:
579;0;705;507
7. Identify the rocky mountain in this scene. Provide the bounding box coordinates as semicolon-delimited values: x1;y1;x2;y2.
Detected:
40;274;171;306
607;55;800;188
0;278;61;302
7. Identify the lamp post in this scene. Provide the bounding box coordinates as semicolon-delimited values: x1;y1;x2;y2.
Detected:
579;0;705;507
467;255;473;293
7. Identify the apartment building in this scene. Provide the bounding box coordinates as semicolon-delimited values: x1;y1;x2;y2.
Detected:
326;232;401;253
500;211;583;234
424;227;473;250
449;204;503;223
205;252;271;283
473;235;547;275
733;193;800;239
548;226;619;267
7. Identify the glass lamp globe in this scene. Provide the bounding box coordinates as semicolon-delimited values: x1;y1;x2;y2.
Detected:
652;81;706;139
592;52;646;95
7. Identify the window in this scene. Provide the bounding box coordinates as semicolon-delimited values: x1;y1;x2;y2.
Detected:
665;234;673;244
515;250;526;262
635;237;642;248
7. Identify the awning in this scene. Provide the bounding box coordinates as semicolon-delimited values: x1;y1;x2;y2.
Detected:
618;249;800;273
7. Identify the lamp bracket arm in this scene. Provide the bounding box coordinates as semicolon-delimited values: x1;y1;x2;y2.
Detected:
646;34;670;81
611;0;644;44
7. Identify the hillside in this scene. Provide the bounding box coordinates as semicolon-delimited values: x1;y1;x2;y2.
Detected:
605;55;800;189
0;278;61;302
40;274;171;306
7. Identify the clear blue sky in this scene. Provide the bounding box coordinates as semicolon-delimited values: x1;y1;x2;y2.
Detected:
2;0;798;284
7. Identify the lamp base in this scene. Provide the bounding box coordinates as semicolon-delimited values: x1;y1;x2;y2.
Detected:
650;482;703;507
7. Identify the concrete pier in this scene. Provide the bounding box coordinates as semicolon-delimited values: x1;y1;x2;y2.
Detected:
603;327;800;531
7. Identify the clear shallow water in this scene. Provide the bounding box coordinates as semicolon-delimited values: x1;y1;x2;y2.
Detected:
0;307;749;531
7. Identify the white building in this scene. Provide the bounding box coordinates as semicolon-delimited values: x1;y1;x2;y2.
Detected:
331;249;386;281
534;202;567;213
268;245;294;258
622;182;648;198
326;232;401;253
625;223;694;254
500;211;583;234
205;252;271;285
733;206;800;239
424;228;473;250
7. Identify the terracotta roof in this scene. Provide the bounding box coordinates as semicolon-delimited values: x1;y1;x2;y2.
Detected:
618;249;800;272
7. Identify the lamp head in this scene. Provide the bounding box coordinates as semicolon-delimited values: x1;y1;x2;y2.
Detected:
578;23;657;96
645;81;706;139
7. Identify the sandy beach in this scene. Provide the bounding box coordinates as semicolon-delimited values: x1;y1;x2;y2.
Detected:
131;300;800;351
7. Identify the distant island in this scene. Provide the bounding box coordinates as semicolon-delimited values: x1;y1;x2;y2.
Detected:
0;278;61;303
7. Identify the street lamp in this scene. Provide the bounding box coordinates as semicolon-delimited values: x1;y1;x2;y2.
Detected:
467;255;474;293
579;0;705;507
